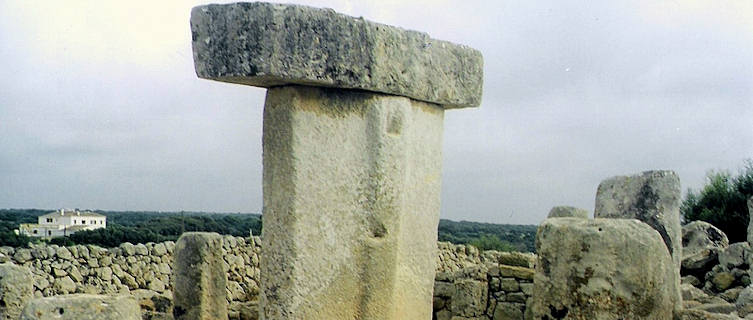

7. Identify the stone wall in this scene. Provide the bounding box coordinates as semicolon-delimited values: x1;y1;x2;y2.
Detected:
0;235;261;305
434;242;536;320
0;238;532;319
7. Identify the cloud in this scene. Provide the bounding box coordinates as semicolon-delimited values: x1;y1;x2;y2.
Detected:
0;0;750;225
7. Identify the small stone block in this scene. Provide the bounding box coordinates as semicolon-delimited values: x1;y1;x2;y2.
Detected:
190;2;483;108
20;294;140;320
498;265;534;281
173;232;227;320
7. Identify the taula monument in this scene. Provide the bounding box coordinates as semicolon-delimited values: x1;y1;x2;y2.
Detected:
190;2;483;320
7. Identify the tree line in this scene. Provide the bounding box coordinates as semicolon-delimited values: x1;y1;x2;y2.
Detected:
7;157;746;254
0;209;532;252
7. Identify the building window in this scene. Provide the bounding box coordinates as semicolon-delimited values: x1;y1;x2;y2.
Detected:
46;218;53;223
47;231;52;235
33;230;37;234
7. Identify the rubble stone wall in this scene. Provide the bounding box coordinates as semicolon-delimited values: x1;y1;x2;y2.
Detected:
0;238;533;319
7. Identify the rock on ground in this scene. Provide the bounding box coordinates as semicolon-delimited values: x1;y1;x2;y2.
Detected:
683;221;729;254
20;294;140;320
531;218;680;319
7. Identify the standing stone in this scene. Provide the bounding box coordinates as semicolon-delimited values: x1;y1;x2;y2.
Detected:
173;232;227;320
531;218;680;319
20;294;140;320
0;263;33;320
547;206;589;219
190;2;482;320
595;171;682;270
748;196;753;245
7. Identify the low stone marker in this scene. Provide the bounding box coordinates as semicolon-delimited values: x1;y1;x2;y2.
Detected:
547;206;589;219
173;232;227;320
0;263;33;320
531;218;680;319
20;294;140;320
190;2;482;320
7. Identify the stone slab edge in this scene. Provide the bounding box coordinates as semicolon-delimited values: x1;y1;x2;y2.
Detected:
190;2;483;109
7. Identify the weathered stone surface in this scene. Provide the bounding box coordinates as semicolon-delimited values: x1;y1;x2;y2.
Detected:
20;294;140;320
173;232;227;320
190;2;483;109
749;197;753;245
595;170;682;277
547;206;589;219
131;289;173;320
675;308;738;320
451;279;488;317
496;252;536;269
498;265;534;281
14;249;32;262
736;285;753;317
719;242;750;269
684;248;721;274
0;264;33;320
260;86;444;319
493;302;523;320
712;272;736;291
531;218;680;319
684;221;729;253
53;276;75;294
691;302;737;315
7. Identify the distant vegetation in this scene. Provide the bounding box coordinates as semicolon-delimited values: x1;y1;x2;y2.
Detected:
438;219;536;252
0;209;535;252
682;160;753;243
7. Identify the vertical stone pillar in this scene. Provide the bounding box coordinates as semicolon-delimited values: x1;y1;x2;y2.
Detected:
173;232;227;320
190;3;483;319
0;263;33;320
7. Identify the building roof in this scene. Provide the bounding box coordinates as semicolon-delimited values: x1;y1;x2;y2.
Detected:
40;209;105;218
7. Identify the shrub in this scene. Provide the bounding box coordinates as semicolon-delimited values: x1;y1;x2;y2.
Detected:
682;160;753;243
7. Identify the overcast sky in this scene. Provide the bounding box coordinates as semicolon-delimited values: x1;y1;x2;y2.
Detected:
1;1;751;225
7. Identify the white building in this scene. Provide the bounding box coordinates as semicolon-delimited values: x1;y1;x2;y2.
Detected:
19;209;106;238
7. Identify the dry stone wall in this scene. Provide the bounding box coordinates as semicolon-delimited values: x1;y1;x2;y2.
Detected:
0;235;261;305
0;238;531;320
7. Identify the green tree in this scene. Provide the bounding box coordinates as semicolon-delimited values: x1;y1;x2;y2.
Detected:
468;234;517;252
682;160;753;243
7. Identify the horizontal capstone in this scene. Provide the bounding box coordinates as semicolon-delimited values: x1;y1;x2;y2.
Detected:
190;2;483;109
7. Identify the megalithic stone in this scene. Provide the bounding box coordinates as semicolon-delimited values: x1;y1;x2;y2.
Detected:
173;232;227;320
594;170;682;313
190;3;483;320
594;170;682;270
